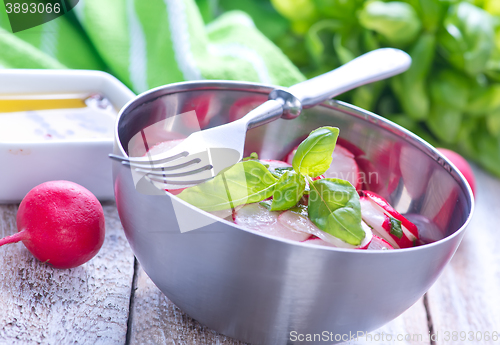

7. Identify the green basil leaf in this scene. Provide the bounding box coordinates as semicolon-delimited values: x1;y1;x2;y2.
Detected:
178;161;277;212
270;171;306;211
389;216;403;239
292;126;339;177
308;178;365;246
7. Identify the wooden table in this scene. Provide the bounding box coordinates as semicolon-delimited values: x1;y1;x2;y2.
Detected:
1;165;499;345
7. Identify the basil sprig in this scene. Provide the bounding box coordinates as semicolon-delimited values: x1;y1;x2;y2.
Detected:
178;126;365;246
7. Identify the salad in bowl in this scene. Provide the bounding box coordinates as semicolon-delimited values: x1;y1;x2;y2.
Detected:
147;126;421;250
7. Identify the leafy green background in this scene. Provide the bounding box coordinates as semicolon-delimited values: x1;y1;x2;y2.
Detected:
197;0;500;177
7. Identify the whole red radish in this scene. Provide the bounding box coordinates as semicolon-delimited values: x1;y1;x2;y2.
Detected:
0;181;105;269
437;148;476;196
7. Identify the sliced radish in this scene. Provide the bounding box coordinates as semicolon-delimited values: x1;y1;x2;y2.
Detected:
367;235;394;250
285;144;360;189
359;193;419;249
234;203;310;242
363;191;419;238
278;210;372;249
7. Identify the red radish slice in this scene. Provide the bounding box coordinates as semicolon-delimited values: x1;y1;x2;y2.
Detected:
363;191;419;238
278;210;373;249
359;194;418;249
285;144;360;189
367;235;394;250
234;204;310;242
359;196;398;247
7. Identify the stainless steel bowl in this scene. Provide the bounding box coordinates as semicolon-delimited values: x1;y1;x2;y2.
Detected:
112;81;474;344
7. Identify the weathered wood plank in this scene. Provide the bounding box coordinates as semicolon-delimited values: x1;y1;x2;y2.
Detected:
0;203;135;345
130;265;430;345
349;298;431;345
426;166;500;345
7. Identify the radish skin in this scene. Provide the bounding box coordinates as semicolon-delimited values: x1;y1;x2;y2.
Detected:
363;191;419;238
360;193;419;249
359;197;400;248
367;235;394;250
0;181;105;269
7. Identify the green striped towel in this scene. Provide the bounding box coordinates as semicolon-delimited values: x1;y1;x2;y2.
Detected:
0;0;304;93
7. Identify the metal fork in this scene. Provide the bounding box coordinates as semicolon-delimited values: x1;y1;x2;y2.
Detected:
110;48;411;190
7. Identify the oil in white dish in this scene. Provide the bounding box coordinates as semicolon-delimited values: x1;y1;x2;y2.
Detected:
0;94;117;142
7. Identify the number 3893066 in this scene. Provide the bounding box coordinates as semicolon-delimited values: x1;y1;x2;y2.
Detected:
5;2;61;14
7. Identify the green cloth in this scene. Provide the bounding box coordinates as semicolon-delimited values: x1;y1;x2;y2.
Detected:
0;0;305;93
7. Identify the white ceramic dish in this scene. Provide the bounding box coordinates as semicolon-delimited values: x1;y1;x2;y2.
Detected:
0;69;135;203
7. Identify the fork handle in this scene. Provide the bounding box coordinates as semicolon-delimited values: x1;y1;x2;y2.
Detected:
270;48;411;119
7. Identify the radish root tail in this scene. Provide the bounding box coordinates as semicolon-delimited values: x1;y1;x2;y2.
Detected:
0;231;25;247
